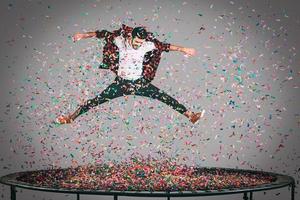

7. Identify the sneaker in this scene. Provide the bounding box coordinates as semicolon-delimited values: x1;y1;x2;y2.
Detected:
189;110;205;124
56;115;73;124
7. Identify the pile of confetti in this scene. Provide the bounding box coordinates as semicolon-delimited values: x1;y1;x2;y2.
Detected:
16;156;276;191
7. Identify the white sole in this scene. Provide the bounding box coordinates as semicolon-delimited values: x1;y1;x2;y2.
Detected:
200;109;205;118
55;118;61;124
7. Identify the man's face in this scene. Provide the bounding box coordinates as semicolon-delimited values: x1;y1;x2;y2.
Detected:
131;37;145;49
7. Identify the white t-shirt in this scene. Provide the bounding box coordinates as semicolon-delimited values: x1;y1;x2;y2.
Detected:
114;35;156;80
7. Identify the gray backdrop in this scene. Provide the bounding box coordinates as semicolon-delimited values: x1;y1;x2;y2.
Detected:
0;0;299;199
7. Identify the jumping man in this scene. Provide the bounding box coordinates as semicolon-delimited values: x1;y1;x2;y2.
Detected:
56;24;205;124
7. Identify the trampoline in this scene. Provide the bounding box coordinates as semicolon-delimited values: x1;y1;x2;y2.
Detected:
0;162;295;200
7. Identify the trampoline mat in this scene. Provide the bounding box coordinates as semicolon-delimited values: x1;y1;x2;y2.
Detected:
7;158;281;192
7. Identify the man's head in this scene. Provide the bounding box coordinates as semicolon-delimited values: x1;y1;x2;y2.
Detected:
130;26;147;49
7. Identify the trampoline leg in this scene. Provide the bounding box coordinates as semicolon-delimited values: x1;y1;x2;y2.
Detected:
167;196;170;200
114;195;118;200
250;192;253;200
77;193;80;200
243;192;249;200
10;186;16;200
291;183;295;200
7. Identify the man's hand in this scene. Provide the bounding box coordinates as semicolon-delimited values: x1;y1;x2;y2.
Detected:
72;32;97;42
182;47;197;57
169;45;197;57
72;33;85;42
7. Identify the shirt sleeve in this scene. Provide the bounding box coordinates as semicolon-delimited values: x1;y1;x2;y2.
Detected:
146;32;171;52
95;29;112;39
95;24;131;39
121;24;133;38
153;39;171;52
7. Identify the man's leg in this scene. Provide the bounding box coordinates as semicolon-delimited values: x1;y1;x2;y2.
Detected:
56;81;125;124
135;83;204;124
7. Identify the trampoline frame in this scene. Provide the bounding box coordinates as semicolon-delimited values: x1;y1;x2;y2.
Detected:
0;167;295;200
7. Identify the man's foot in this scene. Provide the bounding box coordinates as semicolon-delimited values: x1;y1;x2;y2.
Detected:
56;115;73;124
184;110;205;124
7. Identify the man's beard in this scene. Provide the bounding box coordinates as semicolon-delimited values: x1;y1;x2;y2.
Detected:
132;45;139;49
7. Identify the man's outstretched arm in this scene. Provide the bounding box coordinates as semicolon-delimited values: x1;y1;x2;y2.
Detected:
169;44;197;57
149;34;196;57
72;29;114;42
72;32;97;42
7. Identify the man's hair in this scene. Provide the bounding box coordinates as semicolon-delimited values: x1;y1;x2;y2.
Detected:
132;26;147;39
